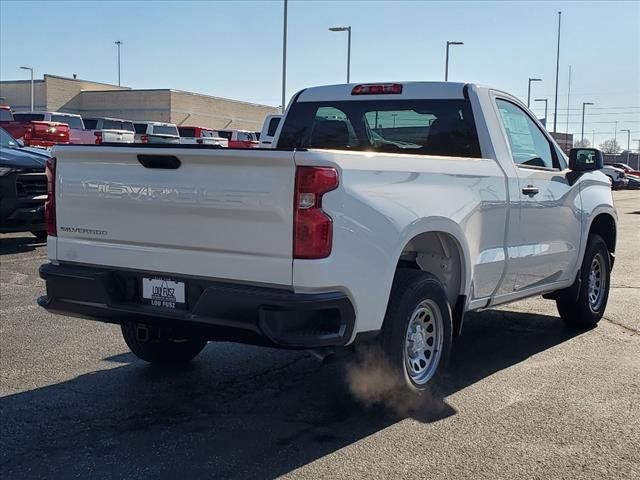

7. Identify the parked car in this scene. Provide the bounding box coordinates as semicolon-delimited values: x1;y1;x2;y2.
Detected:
83;117;135;144
259;114;282;147
609;162;640;178
0;105;70;148
39;81;617;392
13;112;93;144
601;165;628;189
626;174;640;189
177;126;228;147
0;127;50;240
216;129;259;148
133;122;180;144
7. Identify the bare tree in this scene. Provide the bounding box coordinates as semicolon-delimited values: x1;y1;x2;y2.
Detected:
574;138;591;148
599;138;621;154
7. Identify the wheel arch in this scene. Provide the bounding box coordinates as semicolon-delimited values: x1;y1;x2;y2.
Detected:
588;212;617;265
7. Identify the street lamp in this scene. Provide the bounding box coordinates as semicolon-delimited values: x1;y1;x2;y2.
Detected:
329;26;351;83
114;41;123;86
527;78;541;108
445;41;463;81
534;98;548;127
621;129;631;151
19;66;34;111
581;102;593;146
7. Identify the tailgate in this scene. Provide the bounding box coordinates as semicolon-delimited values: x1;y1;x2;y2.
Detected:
53;146;296;286
102;130;134;143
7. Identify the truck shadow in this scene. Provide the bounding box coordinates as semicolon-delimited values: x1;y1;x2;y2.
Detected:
0;234;45;255
1;308;583;479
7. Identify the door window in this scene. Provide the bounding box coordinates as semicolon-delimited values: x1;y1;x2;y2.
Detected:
496;99;555;169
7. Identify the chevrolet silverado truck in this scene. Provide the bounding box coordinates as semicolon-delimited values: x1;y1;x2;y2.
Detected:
0;105;70;148
38;82;616;391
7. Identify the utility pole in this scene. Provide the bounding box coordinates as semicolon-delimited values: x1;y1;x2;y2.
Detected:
614;120;618;142
553;11;561;133
281;0;288;112
581;102;593;145
565;65;571;134
114;41;122;86
621;129;631;164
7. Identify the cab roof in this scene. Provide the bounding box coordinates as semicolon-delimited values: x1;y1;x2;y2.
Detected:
296;82;474;102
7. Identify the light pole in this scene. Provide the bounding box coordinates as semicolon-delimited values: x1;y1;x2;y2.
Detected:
633;139;640;169
534;98;548;126
553;10;562;133
281;0;288;112
444;41;463;81
329;26;351;83
614;120;618;142
581;102;593;146
527;78;541;108
114;40;122;86
620;129;631;165
19;66;34;111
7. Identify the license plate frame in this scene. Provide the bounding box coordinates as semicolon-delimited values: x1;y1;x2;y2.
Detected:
141;277;186;310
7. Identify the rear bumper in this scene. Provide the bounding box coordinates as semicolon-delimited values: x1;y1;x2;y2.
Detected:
38;263;355;349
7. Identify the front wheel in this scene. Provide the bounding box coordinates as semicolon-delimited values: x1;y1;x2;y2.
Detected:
381;269;453;391
556;234;611;328
121;322;208;364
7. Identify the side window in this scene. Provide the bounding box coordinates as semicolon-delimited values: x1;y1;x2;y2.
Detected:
496;99;556;169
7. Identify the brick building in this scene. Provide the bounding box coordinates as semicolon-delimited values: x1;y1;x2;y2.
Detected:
0;74;277;132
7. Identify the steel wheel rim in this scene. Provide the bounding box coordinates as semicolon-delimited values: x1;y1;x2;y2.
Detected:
404;299;444;385
588;253;606;311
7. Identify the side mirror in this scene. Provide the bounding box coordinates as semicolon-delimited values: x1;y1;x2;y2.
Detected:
569;148;603;172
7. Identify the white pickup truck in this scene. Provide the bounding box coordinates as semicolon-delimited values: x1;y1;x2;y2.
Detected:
38;82;616;391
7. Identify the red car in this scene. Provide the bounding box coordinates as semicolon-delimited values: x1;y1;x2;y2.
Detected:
610;162;640;177
0;105;70;148
216;129;259;148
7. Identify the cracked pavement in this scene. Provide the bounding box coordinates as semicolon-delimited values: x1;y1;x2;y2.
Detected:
1;190;638;479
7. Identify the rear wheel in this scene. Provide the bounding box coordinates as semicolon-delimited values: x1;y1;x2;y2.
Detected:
381;269;453;391
556;234;611;328
121;322;207;364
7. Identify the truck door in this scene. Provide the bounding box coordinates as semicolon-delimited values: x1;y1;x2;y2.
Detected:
494;98;581;292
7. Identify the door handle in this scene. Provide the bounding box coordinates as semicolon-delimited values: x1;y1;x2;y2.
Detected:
522;185;539;197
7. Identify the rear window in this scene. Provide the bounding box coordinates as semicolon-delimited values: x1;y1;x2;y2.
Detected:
277;99;481;157
134;123;147;134
267;117;280;137
51;114;84;130
0;108;13;121
83;118;98;129
236;131;256;142
178;127;196;137
152;125;179;136
217;130;232;140
122;122;135;132
102;119;129;130
13;113;45;122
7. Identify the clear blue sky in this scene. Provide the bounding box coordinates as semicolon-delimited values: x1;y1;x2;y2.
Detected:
1;0;638;147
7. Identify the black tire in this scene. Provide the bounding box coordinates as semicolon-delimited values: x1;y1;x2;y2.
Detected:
31;230;47;242
381;269;453;392
121;322;207;364
556;234;611;328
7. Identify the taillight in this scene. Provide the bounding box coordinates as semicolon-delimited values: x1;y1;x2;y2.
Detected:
141;134;149;143
45;157;56;236
351;83;403;95
293;166;338;259
94;131;103;145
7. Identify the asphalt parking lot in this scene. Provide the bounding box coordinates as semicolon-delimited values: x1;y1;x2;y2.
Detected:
1;190;638;480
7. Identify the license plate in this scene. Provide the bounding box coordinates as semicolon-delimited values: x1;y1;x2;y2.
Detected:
142;277;186;310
